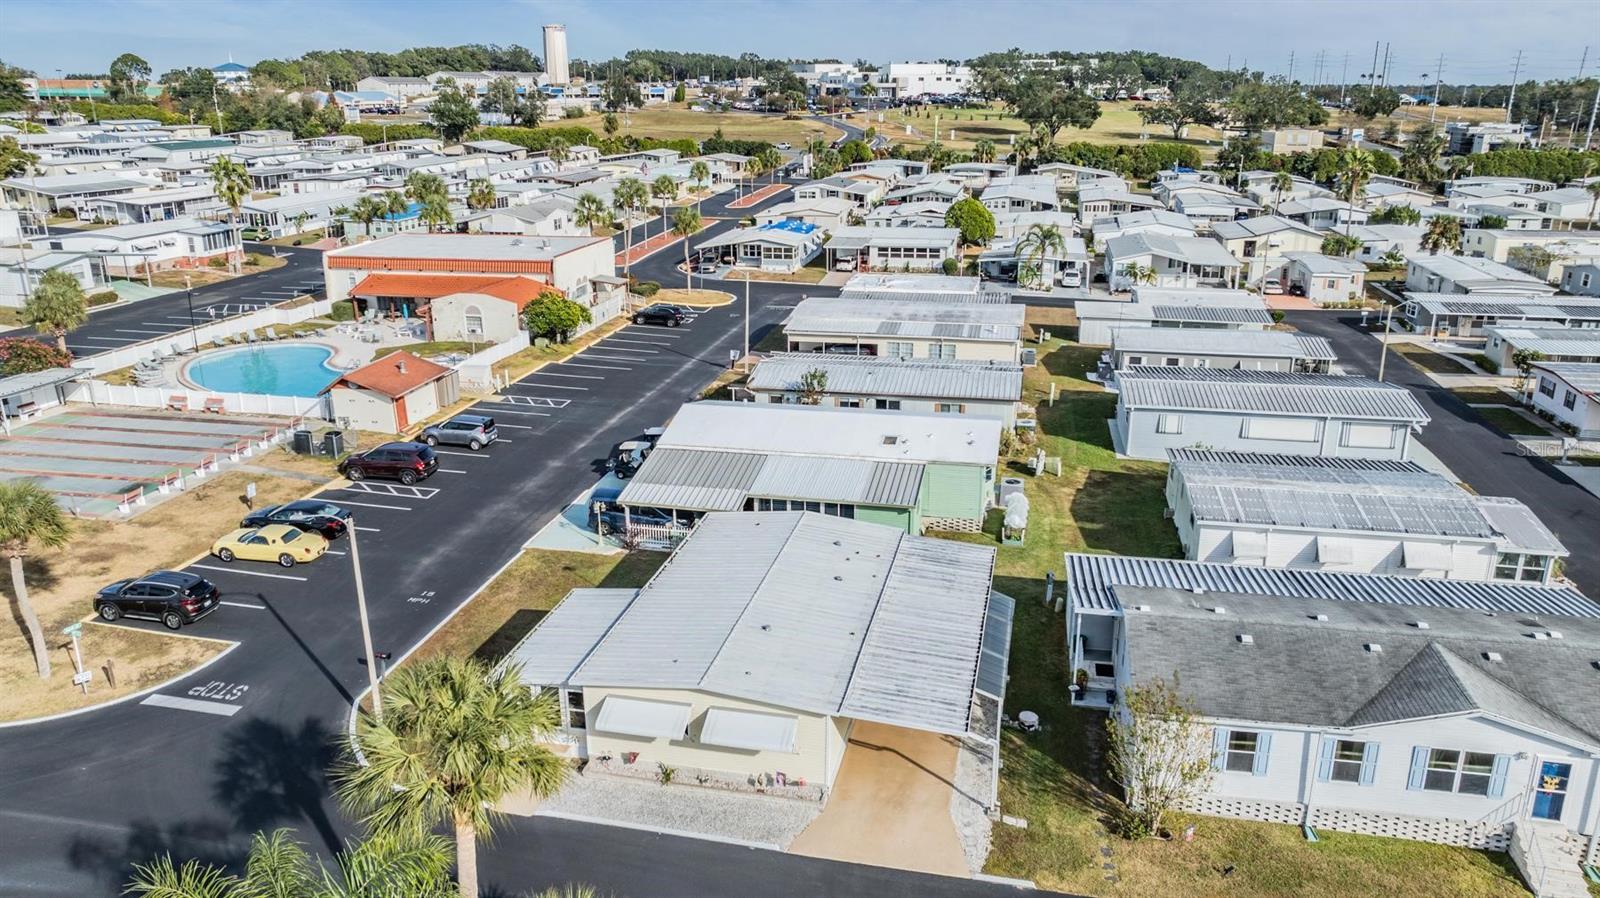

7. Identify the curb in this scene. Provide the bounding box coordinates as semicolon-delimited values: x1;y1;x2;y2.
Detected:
974;873;1039;889
0;640;241;729
532;809;782;852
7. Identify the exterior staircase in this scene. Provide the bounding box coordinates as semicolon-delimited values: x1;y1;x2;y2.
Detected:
1510;820;1592;898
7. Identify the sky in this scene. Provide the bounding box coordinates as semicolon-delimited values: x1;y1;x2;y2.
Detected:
3;0;1598;85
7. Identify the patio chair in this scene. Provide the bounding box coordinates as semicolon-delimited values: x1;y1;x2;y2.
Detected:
265;327;280;341
172;342;192;356
245;331;259;344
212;337;228;350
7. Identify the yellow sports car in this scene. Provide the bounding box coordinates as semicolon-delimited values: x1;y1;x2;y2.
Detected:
212;524;328;567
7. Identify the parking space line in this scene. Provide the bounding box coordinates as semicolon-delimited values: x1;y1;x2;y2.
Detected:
439;468;468;474
144;321;188;328
529;371;604;380
329;499;413;511
432;450;489;457
494;423;535;429
510;383;587;391
607;338;676;346
140;694;242;717
219;600;267;609
85;336;134;342
577;355;646;363
591;346;657;354
324;550;347;556
354;526;382;532
561;362;631;371
115;328;173;336
481;406;551;416
190;563;308;582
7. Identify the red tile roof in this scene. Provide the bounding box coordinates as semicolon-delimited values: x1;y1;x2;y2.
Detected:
350;273;560;309
328;351;452;399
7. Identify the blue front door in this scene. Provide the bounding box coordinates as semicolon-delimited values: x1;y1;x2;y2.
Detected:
1531;762;1571;821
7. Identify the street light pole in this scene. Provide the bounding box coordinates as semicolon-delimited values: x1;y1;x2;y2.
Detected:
348;515;384;721
1376;303;1396;383
742;270;751;370
184;274;199;352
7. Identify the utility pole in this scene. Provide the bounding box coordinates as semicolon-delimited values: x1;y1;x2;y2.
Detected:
1579;46;1589;81
1288;50;1295;83
1431;54;1444;123
1380;43;1392;88
1340;52;1350;106
1584;81;1599;150
1507;50;1523;123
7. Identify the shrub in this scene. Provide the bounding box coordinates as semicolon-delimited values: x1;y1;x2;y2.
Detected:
207;257;228;269
941;257;960;276
86;291;119;307
635;281;661;297
0;337;72;374
1270;309;1286;323
328;300;357;322
563;106;587;119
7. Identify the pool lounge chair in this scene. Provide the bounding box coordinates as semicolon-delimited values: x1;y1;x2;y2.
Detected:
265;327;280;341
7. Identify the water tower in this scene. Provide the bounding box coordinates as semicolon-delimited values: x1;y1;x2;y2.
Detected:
542;24;569;85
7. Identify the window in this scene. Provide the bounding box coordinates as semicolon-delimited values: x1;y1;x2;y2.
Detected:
1163;357;1181;366
768;395;786;404
1342;422;1396;449
1225;731;1260;773
1092;662;1115;678
886;341;914;358
875;398;901;410
1494;552;1551;582
928;342;956;361
566;690;586;729
1538;376;1557;398
1423;749;1496;795
1126;355;1145;366
1241;417;1319;442
935;403;965;414
1156;414;1184;434
1563;390;1577;410
1330;740;1367;783
836;397;862;408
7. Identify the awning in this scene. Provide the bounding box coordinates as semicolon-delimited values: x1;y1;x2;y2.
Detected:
976;591;1014;701
1231;530;1268;561
592;696;692;740
1403;540;1453;571
699;707;799;753
1317;535;1354;564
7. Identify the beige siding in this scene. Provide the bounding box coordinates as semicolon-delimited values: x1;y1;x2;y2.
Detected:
328;386;400;433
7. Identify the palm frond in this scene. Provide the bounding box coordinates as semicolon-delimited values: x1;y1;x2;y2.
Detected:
237;828;314;898
124;854;238;898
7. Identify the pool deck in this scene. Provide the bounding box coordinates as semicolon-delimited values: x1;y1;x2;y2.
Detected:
142;319;432;395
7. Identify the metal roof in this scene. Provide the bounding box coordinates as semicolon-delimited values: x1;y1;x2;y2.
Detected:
1211;215;1321;240
1110;327;1335;360
0;367;90;400
826;226;961;251
1065;552;1597;616
748;353;1023;402
748;454;924;506
1283;252;1368;276
784;297;1024;343
1484;326;1600;357
559;512;1000;737
1118;367;1429;422
976;591;1014;699
1406;294;1600;318
501;588;639;685
616;448;763;511
619;446;925;511
1104;232;1243;269
1533;362;1600;396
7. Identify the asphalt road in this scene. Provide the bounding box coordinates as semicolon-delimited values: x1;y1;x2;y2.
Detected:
19;245;326;359
1286;310;1600;596
0;190;1050;898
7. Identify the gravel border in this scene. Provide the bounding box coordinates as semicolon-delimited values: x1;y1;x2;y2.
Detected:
951;734;996;875
540;768;822;848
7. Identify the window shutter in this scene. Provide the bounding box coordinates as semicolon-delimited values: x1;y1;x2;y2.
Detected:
1316;737;1336;782
1211;727;1227;771
1252;732;1272;776
1359;742;1380;786
1488;754;1510;799
1407;746;1429;790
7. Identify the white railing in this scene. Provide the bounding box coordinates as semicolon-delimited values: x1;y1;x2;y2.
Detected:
456;332;530;393
76;298;335;376
68;379;331;420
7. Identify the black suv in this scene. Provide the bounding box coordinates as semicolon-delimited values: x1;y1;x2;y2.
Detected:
632;304;689;327
95;571;220;630
241;500;352;539
339;442;438;484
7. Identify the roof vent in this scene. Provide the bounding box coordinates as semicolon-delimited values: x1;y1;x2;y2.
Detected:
1530;632;1549;641
1547;631;1564;639
881;435;899;445
1364;643;1383;653
396;359;407;374
1210;606;1227;614
510;237;523;245
1412;621;1430;630
1190;588;1205;595
1311;613;1329;622
1485;652;1504;662
1133;604;1151;612
1237;634;1254;645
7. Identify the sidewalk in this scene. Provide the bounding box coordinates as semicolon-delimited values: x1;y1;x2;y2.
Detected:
726;183;790;209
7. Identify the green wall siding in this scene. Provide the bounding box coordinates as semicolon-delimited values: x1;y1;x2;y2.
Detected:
917;463;987;521
855;505;916;533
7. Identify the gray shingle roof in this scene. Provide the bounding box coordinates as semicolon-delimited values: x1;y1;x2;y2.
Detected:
1065;552;1596;616
1118;585;1600;748
1117;367;1429;422
748;353;1023;402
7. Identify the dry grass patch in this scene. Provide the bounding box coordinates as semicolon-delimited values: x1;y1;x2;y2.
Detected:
0;470;315;721
622;105;841;146
652;288;733;308
727;266;830;284
491;318;630;383
880;101;1222;154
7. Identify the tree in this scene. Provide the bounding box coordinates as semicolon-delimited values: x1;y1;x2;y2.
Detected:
418;195;454;232
1336;147;1375;238
1224;76;1327;131
1421;215;1463;255
972;138;996;164
1370;204;1422;225
546;136;570;168
208;156;251;273
689;160;711;205
860;81;878;111
405;171;448;205
1271;171;1293;209
810;148;841;179
466;178;497;211
1349;84;1403;120
0;59;30;113
755;146;783;184
0;136;38;178
23;270;88;355
350;194;386;239
798;368;828;404
0;481;70;679
672;81;686;104
107;52;152;103
572;192;610;234
650;174;679;237
1476;213;1509;230
1506;244;1557;278
1105;675;1215;839
944;197;996;248
125;828;455;898
1137;88;1217;139
481;76;522;119
602;77;643;113
1016;222;1066;289
429;78;480;142
611;177;648;275
1320;233;1363;257
837;139;873;166
336;657;569;898
672;205;702;290
383;190;409;218
1586;181;1600;230
602;111;620;137
1511;348;1546;391
0;337;71;375
1007;74;1101;142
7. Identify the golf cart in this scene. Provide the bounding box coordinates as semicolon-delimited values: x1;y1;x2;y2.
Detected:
607;440;652;478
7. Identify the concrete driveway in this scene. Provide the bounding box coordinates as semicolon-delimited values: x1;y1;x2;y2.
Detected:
789;721;969;877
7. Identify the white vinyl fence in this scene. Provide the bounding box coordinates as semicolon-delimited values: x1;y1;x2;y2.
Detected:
80;298;336;377
68;379;331;419
456;332;530;393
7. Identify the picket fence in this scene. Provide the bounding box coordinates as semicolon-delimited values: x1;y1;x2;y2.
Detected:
67;379;330;419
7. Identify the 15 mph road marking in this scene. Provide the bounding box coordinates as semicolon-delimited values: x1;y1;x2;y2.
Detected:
140;694;242;717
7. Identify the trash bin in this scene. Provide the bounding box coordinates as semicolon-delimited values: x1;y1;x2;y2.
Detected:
322;430;344;457
292;429;314;455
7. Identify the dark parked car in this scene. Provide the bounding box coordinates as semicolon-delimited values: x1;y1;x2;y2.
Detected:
589;503;675;533
241;500;352;539
339;442;438;484
419;414;497;450
95;571;219;630
632;303;689;327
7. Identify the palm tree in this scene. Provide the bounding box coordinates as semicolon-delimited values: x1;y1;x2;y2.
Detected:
335;657;568;898
973;138;996;164
650;174;679;237
351;195;385;240
466;178;497;212
1585;180;1600;231
419;194;454;233
1272;171;1293;210
207;155;251;273
383;190;408;217
756;147;783;184
1336;147;1375;238
546;136;570;169
572;192;610;235
860;81;878;112
1421;215;1463;255
612;177;648;275
742;155;766;198
689;160;710;208
0;481;70;679
405;172;448;206
126;828;455;898
23;269;88;355
1015;222;1066;289
673;205;703;290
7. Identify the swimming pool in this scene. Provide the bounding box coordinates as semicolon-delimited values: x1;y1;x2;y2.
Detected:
184;345;341;397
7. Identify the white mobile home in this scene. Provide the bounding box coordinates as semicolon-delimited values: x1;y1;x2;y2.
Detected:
783;297;1023;363
1075;288;1274;347
1529;362;1600;438
1402;294;1600;338
747;353;1023;426
1104;328;1335;375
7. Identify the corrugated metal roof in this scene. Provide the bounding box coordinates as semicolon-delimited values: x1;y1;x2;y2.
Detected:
1117;367;1429;422
748;353;1023;402
621;448;925;510
1484;327;1600;357
1110;327;1334;360
1534;362;1600;396
1167;449;1427;472
1408;294;1600;317
564;512;1000;736
1147;304;1276;324
652;400;1002;467
1065;552;1596;615
784;297;1024;343
617;448;763;511
748;454;924;506
976;591;1014;699
500;588;640;685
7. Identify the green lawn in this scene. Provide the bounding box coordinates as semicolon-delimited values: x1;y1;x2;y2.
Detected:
1388;341;1476;375
875;100;1223;155
945;338;1537;898
1472;406;1554;437
1452;387;1521;406
387;340;483;358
